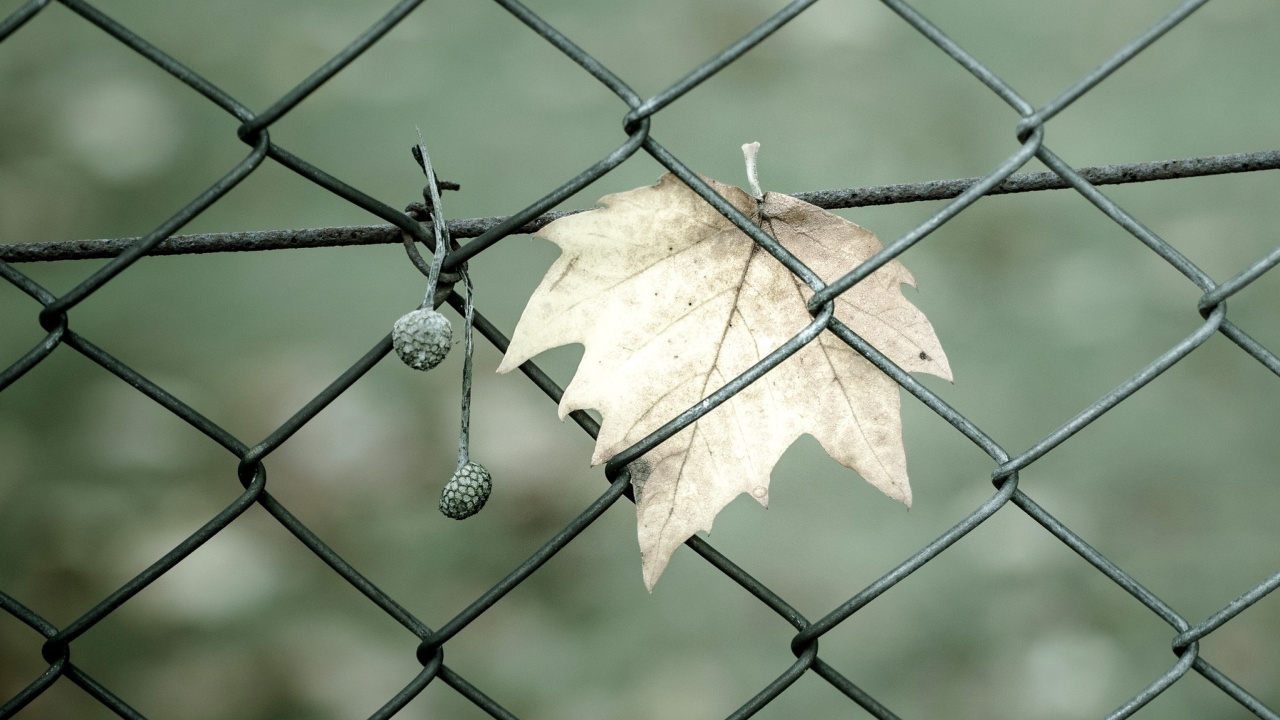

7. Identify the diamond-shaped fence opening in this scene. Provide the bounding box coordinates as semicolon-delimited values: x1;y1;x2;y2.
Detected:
2;0;1279;718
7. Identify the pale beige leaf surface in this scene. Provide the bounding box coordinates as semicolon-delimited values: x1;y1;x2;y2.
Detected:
497;173;951;590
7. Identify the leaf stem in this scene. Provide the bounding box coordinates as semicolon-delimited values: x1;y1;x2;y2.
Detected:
742;141;764;201
413;129;452;308
457;268;475;469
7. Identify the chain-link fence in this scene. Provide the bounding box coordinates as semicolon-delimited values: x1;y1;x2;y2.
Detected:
2;0;1278;718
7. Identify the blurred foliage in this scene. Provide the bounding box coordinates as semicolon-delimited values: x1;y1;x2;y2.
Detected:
1;0;1278;718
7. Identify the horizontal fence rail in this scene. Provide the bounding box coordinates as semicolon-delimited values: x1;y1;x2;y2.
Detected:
3;149;1279;263
1;0;1277;718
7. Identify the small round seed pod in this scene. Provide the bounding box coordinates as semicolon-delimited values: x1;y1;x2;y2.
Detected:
439;461;492;519
392;308;452;371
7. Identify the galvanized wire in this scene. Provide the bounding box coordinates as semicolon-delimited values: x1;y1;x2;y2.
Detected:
2;0;1278;719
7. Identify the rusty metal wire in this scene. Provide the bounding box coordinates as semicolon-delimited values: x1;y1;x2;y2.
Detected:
3;149;1279;264
1;0;1278;718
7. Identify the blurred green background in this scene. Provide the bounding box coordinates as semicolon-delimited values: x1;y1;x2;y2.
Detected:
1;0;1278;718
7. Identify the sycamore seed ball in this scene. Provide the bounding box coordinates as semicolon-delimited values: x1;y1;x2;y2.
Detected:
393;308;452;371
440;462;492;519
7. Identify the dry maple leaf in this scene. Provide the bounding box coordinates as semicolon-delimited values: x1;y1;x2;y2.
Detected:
497;164;951;590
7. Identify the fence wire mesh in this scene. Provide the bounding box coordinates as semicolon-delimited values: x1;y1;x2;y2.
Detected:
1;0;1278;718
